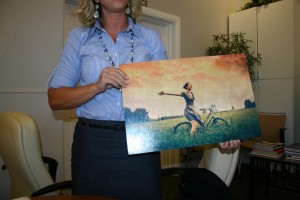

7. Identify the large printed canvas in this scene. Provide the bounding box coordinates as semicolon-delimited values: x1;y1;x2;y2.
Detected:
121;54;260;155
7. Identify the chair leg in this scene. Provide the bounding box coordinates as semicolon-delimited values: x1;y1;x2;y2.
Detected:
237;147;249;178
237;148;243;177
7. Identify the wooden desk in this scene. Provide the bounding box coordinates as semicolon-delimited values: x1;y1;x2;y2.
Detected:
30;195;118;200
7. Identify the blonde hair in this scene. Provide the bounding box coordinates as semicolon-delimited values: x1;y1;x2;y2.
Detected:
75;0;143;28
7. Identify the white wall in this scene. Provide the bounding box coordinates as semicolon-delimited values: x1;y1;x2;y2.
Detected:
294;0;300;142
148;0;247;57
0;0;64;199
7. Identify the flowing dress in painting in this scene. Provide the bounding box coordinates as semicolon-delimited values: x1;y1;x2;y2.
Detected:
181;92;202;125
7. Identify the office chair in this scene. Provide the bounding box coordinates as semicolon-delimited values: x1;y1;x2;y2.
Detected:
200;144;239;186
161;144;239;199
237;112;286;176
0;112;71;199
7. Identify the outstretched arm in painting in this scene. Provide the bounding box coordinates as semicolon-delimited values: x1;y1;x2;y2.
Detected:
158;91;181;96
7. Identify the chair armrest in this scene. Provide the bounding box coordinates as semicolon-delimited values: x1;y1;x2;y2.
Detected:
31;180;72;197
42;156;58;182
2;156;58;182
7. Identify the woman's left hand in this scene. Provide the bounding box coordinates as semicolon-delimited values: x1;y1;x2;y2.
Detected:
219;140;240;151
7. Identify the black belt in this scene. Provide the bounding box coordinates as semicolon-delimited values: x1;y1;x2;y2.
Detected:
78;118;125;131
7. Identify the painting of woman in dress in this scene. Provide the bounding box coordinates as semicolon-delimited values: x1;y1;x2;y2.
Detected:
159;82;203;136
121;54;260;154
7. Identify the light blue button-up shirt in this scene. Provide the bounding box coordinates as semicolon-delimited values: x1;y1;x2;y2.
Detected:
48;18;167;121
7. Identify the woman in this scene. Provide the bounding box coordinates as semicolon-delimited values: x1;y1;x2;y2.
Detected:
48;0;239;199
159;82;240;148
47;0;166;199
159;82;202;136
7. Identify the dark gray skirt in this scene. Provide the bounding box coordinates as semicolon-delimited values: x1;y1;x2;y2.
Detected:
71;118;161;200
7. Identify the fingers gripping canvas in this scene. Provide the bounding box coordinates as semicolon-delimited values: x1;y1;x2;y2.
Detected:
121;54;260;155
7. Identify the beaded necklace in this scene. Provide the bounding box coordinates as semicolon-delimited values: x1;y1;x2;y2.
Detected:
98;29;135;67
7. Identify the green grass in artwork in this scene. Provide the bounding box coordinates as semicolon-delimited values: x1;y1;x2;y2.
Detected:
126;108;260;154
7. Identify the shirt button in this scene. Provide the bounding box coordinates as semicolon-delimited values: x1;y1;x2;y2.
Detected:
115;53;118;57
117;102;120;106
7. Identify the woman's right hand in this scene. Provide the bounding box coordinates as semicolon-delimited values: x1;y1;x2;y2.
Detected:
95;67;129;93
48;67;129;111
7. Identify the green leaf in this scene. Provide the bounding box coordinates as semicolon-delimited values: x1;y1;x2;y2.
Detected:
206;32;262;82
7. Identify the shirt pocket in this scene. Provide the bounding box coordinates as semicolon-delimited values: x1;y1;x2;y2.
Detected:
120;39;151;63
80;55;103;85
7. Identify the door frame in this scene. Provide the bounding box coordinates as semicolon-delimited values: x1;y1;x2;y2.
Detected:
141;6;181;59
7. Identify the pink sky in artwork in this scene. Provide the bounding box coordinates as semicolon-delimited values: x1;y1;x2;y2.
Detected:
121;54;254;119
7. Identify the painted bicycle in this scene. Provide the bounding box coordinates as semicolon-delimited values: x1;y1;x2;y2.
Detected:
173;105;229;134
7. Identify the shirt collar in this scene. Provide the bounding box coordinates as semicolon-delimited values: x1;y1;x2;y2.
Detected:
88;17;137;38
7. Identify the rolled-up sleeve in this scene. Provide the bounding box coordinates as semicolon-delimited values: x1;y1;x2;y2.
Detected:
47;28;82;89
148;30;168;61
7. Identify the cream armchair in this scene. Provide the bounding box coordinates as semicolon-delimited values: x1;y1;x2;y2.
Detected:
199;144;240;186
161;144;239;199
0;112;71;199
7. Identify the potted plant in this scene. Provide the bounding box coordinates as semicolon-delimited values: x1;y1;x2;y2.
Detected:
240;0;281;11
206;32;262;82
